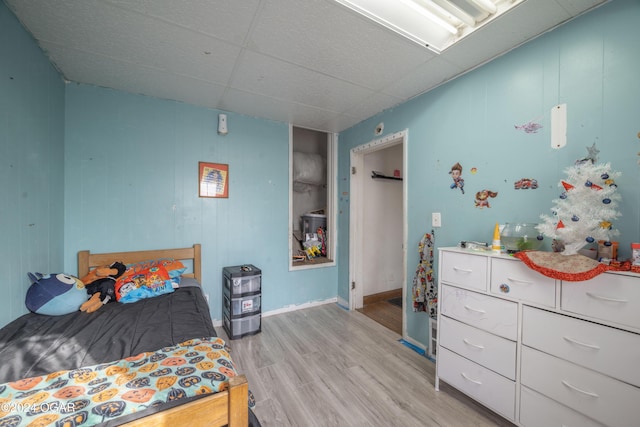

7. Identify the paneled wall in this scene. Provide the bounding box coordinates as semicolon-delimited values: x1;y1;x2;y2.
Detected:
338;0;640;347
63;84;339;321
0;2;65;326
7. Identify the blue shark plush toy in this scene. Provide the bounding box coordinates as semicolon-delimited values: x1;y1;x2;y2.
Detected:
25;272;86;316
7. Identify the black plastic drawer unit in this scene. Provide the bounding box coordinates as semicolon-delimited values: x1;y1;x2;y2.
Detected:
222;265;261;339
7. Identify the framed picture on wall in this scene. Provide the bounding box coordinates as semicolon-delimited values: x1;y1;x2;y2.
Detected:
199;162;229;198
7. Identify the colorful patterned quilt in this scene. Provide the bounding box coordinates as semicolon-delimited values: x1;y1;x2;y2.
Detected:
0;337;254;426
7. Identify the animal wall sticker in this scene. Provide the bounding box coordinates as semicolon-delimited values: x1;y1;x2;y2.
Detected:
474;190;498;208
515;118;543;134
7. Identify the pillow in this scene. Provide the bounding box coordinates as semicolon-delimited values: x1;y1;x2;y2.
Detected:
177;277;200;288
115;265;174;303
25;273;87;315
120;258;187;288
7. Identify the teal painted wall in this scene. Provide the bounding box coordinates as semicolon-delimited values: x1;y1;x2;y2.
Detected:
338;0;640;347
0;2;65;326
63;84;338;321
3;0;639;341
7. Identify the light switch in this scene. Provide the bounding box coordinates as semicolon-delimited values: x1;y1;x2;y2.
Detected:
432;212;441;227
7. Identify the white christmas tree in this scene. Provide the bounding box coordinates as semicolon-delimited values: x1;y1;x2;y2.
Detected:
537;145;622;255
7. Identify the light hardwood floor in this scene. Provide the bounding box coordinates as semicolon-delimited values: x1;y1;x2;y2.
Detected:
219;304;515;427
357;289;403;335
357;300;402;335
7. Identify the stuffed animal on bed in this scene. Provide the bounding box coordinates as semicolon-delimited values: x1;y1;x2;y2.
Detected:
80;261;126;313
25;272;87;316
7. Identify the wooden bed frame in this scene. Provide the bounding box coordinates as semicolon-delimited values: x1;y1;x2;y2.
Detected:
77;244;249;427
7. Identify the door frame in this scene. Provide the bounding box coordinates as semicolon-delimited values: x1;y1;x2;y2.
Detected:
349;130;408;334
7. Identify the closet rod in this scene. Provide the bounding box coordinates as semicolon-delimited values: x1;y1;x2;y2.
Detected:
371;171;402;181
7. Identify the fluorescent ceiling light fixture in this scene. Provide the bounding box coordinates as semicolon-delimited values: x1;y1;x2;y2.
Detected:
333;0;524;53
399;0;459;35
470;0;498;14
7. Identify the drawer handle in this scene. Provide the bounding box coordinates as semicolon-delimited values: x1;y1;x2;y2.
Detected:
461;372;482;385
507;276;532;285
453;266;473;273
563;336;601;350
463;304;486;314
463;338;485;350
561;380;599;398
586;292;628;303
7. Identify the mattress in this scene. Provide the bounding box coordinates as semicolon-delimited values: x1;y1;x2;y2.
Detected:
0;283;262;426
0;285;216;384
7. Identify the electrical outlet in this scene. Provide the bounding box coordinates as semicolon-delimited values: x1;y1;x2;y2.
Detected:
432;212;442;227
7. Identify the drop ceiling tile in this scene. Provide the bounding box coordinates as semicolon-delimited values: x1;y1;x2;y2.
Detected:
8;0;134;51
103;0;261;45
149;78;227;111
5;0;79;42
45;45;227;107
230;50;375;113
556;0;608;15
116;32;240;86
220;88;295;123
10;0;242;85
121;28;241;85
249;0;434;90
382;57;464;100
318;113;367;134
345;92;404;122
220;88;346;131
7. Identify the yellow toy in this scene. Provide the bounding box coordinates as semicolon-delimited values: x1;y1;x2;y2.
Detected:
492;223;501;253
305;245;320;259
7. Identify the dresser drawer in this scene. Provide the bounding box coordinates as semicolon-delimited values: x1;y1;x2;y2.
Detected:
441;285;517;340
437;347;515;420
521;346;640;427
440;251;488;292
561;272;640;330
439;315;516;380
520;386;605;427
490;257;556;307
523;306;640;387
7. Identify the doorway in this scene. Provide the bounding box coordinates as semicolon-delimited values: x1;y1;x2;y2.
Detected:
349;130;407;336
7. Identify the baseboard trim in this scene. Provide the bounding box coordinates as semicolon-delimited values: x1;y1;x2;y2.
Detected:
263;297;337;317
401;335;427;354
212;297;339;327
336;295;349;310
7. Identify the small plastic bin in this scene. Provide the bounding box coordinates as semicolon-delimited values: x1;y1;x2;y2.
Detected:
301;213;326;235
223;265;261;296
224;293;261;317
223;313;261;340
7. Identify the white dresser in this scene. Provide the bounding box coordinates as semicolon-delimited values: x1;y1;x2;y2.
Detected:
435;247;640;427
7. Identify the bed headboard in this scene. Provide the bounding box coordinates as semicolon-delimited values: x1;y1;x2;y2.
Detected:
78;244;202;283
